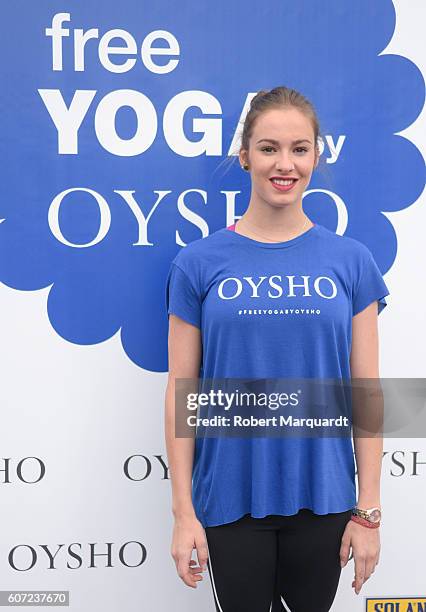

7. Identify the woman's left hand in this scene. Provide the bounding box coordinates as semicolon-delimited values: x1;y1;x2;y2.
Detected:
339;519;381;595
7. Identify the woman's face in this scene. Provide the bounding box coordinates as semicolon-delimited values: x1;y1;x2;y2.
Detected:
240;107;319;210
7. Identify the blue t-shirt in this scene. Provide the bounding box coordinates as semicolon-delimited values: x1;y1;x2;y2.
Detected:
165;222;390;527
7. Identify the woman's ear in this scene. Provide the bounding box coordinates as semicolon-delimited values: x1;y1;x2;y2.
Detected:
239;148;249;168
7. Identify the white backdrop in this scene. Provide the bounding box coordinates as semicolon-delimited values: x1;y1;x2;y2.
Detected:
0;1;425;611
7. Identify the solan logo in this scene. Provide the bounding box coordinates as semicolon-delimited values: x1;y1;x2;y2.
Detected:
366;598;426;612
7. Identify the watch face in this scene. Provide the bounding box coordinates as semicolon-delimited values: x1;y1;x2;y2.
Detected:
369;509;381;523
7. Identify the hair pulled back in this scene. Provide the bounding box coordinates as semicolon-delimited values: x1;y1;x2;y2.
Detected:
240;86;321;158
216;86;328;178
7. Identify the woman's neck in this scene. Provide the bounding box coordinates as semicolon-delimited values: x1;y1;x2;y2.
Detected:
234;208;313;243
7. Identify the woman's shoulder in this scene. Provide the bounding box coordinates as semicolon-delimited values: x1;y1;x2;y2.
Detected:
171;227;229;269
316;223;374;260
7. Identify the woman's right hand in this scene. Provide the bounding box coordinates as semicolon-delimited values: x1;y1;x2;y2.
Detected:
171;514;209;588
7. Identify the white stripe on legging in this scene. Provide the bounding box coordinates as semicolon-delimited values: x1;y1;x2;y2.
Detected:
281;594;292;611
208;557;280;612
207;558;225;612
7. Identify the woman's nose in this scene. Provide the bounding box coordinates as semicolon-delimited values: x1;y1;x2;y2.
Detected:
276;158;295;171
275;151;295;170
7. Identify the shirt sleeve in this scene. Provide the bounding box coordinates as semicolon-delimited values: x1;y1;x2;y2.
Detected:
165;262;202;329
352;247;390;316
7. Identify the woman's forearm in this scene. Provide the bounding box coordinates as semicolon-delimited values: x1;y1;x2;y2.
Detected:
165;379;197;519
353;435;382;507
352;380;384;508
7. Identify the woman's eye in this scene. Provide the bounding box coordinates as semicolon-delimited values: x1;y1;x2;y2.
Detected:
261;146;308;153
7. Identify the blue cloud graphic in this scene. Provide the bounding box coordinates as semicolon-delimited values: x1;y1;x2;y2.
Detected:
0;0;424;372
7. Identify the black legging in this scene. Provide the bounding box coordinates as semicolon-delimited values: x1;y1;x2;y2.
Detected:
205;508;353;612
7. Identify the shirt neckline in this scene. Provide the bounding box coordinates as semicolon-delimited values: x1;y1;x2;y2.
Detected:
221;222;321;249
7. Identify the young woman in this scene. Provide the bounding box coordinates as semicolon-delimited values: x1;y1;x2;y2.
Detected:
165;86;389;612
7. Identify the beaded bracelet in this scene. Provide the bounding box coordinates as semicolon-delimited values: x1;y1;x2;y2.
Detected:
350;514;380;529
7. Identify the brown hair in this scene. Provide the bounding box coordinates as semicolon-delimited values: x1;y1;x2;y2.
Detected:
216;86;330;181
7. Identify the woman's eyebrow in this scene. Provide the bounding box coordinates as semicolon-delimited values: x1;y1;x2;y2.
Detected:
256;138;312;145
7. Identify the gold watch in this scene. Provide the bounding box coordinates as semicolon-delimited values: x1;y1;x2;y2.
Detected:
352;507;382;524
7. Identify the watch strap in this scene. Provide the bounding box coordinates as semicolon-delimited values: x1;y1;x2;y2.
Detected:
350;514;380;529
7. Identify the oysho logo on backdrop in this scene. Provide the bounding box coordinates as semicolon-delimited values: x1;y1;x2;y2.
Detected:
8;542;147;571
382;450;426;477
0;457;45;484
124;454;169;480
